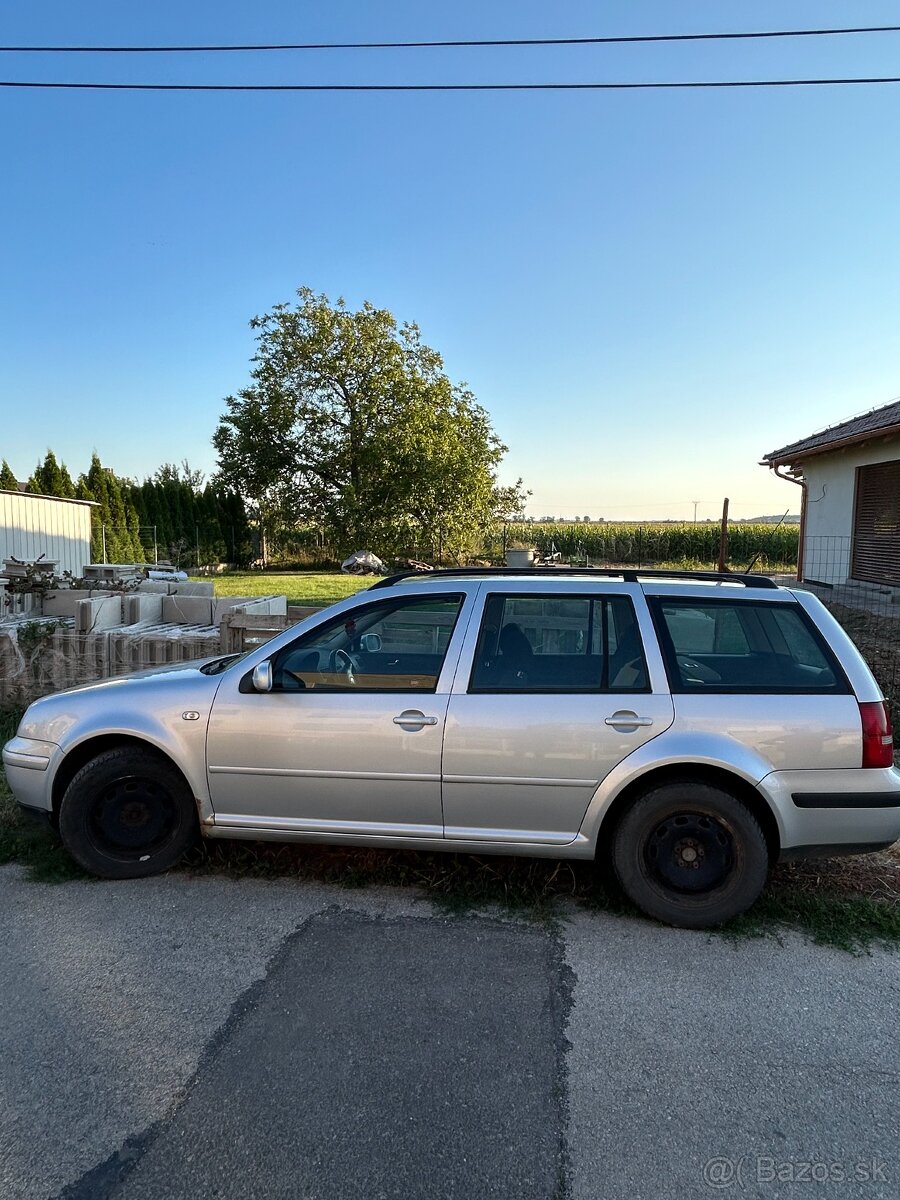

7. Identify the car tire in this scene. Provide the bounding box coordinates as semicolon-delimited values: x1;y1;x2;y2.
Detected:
58;746;198;879
611;780;769;929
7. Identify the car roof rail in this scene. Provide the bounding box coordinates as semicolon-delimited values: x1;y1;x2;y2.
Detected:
369;567;781;590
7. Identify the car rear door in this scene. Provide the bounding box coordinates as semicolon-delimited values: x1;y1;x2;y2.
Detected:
441;584;674;845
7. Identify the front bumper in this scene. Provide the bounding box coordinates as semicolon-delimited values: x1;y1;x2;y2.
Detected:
1;737;59;814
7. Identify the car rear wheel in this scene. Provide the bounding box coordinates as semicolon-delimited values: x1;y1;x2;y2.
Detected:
58;747;197;879
611;780;769;928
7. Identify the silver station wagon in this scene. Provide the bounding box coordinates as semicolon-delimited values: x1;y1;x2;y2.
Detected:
4;568;899;927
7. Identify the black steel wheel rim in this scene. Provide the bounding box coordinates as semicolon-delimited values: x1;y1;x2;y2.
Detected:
644;811;736;894
87;776;178;860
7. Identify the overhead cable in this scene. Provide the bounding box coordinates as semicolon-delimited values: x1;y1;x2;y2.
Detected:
2;25;900;52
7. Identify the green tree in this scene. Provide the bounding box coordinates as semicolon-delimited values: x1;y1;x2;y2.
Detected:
213;287;526;561
77;453;143;563
0;460;18;490
26;450;76;498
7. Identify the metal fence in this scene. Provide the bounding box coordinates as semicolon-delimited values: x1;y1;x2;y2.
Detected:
786;536;900;727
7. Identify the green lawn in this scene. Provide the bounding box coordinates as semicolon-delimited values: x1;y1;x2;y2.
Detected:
192;571;373;608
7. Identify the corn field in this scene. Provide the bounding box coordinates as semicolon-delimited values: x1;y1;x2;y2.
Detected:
489;522;800;571
227;520;801;570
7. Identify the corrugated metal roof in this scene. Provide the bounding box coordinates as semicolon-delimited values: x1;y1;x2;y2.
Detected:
763;397;900;464
0;488;98;506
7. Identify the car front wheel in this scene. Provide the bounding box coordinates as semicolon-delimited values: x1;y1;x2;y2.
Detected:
611;780;769;928
58;746;198;879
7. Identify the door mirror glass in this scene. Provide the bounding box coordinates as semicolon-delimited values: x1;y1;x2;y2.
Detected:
360;632;383;653
252;661;273;693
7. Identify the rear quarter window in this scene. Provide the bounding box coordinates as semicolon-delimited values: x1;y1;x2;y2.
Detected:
650;598;851;695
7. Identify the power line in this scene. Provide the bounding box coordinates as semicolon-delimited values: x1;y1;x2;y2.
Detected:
2;25;900;52
3;77;900;92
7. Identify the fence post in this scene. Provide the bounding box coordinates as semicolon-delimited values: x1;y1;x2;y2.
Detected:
718;498;730;571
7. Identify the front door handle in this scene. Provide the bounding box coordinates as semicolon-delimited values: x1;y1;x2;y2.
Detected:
393;710;438;729
605;710;653;729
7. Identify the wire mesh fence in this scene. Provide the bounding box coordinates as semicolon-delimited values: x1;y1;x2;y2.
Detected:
787;536;900;730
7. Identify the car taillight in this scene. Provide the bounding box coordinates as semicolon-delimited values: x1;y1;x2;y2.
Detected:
860;701;894;769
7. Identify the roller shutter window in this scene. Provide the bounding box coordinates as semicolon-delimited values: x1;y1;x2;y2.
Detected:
851;459;900;585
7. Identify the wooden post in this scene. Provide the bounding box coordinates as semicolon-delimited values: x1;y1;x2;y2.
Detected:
717;498;730;572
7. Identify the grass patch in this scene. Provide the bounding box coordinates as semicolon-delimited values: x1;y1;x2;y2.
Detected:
182;840;586;923
0;708;88;882
191;571;371;608
0;776;87;884
719;889;900;955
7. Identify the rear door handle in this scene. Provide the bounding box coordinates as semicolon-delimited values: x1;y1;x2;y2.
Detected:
393;710;438;729
605;711;653;729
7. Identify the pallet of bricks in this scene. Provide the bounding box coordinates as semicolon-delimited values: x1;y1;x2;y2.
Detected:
0;563;289;706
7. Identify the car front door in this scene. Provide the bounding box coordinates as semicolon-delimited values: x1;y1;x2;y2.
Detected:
206;591;473;838
441;586;674;845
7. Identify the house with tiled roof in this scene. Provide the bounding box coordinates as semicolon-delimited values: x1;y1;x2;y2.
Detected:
762;398;900;588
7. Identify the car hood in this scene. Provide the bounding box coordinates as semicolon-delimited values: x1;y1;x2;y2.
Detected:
16;658;229;743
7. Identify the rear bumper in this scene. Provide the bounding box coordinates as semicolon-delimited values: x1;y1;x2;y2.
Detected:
760;766;900;853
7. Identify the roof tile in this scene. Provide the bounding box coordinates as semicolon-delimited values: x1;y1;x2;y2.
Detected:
763;397;900;463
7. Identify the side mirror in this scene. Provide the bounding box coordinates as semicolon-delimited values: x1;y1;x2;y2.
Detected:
251;661;273;693
360;633;382;653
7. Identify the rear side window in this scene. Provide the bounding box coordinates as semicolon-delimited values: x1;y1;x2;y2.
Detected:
650;598;850;694
469;594;649;693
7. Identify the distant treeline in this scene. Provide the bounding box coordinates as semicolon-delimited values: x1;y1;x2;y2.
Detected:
1;451;252;567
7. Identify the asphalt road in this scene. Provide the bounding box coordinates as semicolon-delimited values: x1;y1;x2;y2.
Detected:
1;866;898;1200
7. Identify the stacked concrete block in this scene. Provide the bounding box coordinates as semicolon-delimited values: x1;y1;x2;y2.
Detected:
41;590;93;618
161;595;215;626
82;564;141;583
2;558;58;581
136;579;214;597
75;595;125;634
123;593;165;624
0;590;290;704
170;581;215;597
105;622;221;676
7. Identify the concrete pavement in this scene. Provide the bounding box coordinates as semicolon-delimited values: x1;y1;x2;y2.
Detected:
0;866;897;1199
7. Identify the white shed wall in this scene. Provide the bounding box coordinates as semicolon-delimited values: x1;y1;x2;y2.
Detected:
0;491;93;577
800;436;900;584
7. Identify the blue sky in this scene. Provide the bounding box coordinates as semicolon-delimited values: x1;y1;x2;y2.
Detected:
2;1;900;520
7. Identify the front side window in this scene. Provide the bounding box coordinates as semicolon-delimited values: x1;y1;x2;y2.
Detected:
469;594;648;693
271;594;463;692
651;598;849;694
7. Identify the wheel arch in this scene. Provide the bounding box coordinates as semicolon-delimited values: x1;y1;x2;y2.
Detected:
596;763;782;866
51;735;196;822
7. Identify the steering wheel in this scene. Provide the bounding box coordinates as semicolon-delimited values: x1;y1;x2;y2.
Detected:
676;655;722;684
329;648;357;684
